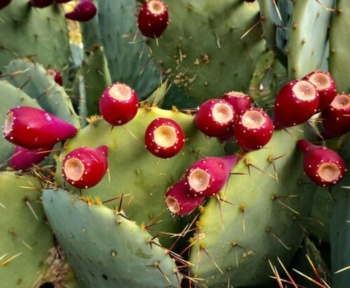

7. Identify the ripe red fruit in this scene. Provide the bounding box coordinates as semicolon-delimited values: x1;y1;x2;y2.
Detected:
0;0;11;10
297;139;346;187
47;69;63;86
137;0;169;38
234;108;274;151
29;0;54;8
320;94;350;139
62;145;108;189
195;99;236;137
99;82;139;126
10;145;53;170
302;70;337;112
3;106;78;149
65;0;97;22
185;156;239;197
165;179;205;216
273;79;319;129
144;117;185;159
222;91;251;115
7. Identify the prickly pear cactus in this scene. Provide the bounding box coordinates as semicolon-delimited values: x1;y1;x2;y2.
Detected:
2;0;350;287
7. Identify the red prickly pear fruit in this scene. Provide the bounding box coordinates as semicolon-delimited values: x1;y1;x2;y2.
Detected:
273;79;319;129
10;145;53;170
3;106;78;149
302;70;337;112
0;0;11;10
29;0;54;8
99;82;139;126
320;94;350;139
62;145;108;189
144;117;185;159
185;155;239;197
297;139;346;187
65;0;97;22
195;99;236;138
137;0;169;38
165;179;205;216
234;108;274;151
47;69;63;86
222;91;251;115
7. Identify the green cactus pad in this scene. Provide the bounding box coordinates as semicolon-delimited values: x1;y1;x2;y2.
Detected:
42;188;181;288
329;135;350;286
0;171;76;287
147;0;265;103
55;107;224;248
0;0;70;79
0;80;42;166
329;0;350;93
287;0;335;79
2;58;80;128
81;46;112;117
94;0;161;99
189;124;318;287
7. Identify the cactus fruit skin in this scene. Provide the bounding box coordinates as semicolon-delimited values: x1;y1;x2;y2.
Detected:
189;124;318;287
99;82;139;126
273;79;319;129
3;106;78;149
297;139;346;187
222;91;252;115
65;0;97;22
195;99;236;138
320;94;350;139
10;145;53;170
185;155;239;197
233;107;274;151
165;179;205;215
42;188;181;288
302;70;337;112
62;145;108;189
144;117;185;159
137;0;169;38
0;80;42;166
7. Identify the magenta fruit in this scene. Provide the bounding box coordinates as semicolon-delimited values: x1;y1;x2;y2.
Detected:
273;79;319;129
99;82;139;126
165;179;205;216
222;91;251;115
234;108;274;151
3;106;78;149
29;0;54;8
47;69;63;86
302;70;337;112
10;145;53;170
144;117;185;159
195;99;236;138
65;0;97;22
62;145;108;189
185;155;239;197
297;139;346;187
0;0;11;10
137;0;169;38
320;94;350;139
